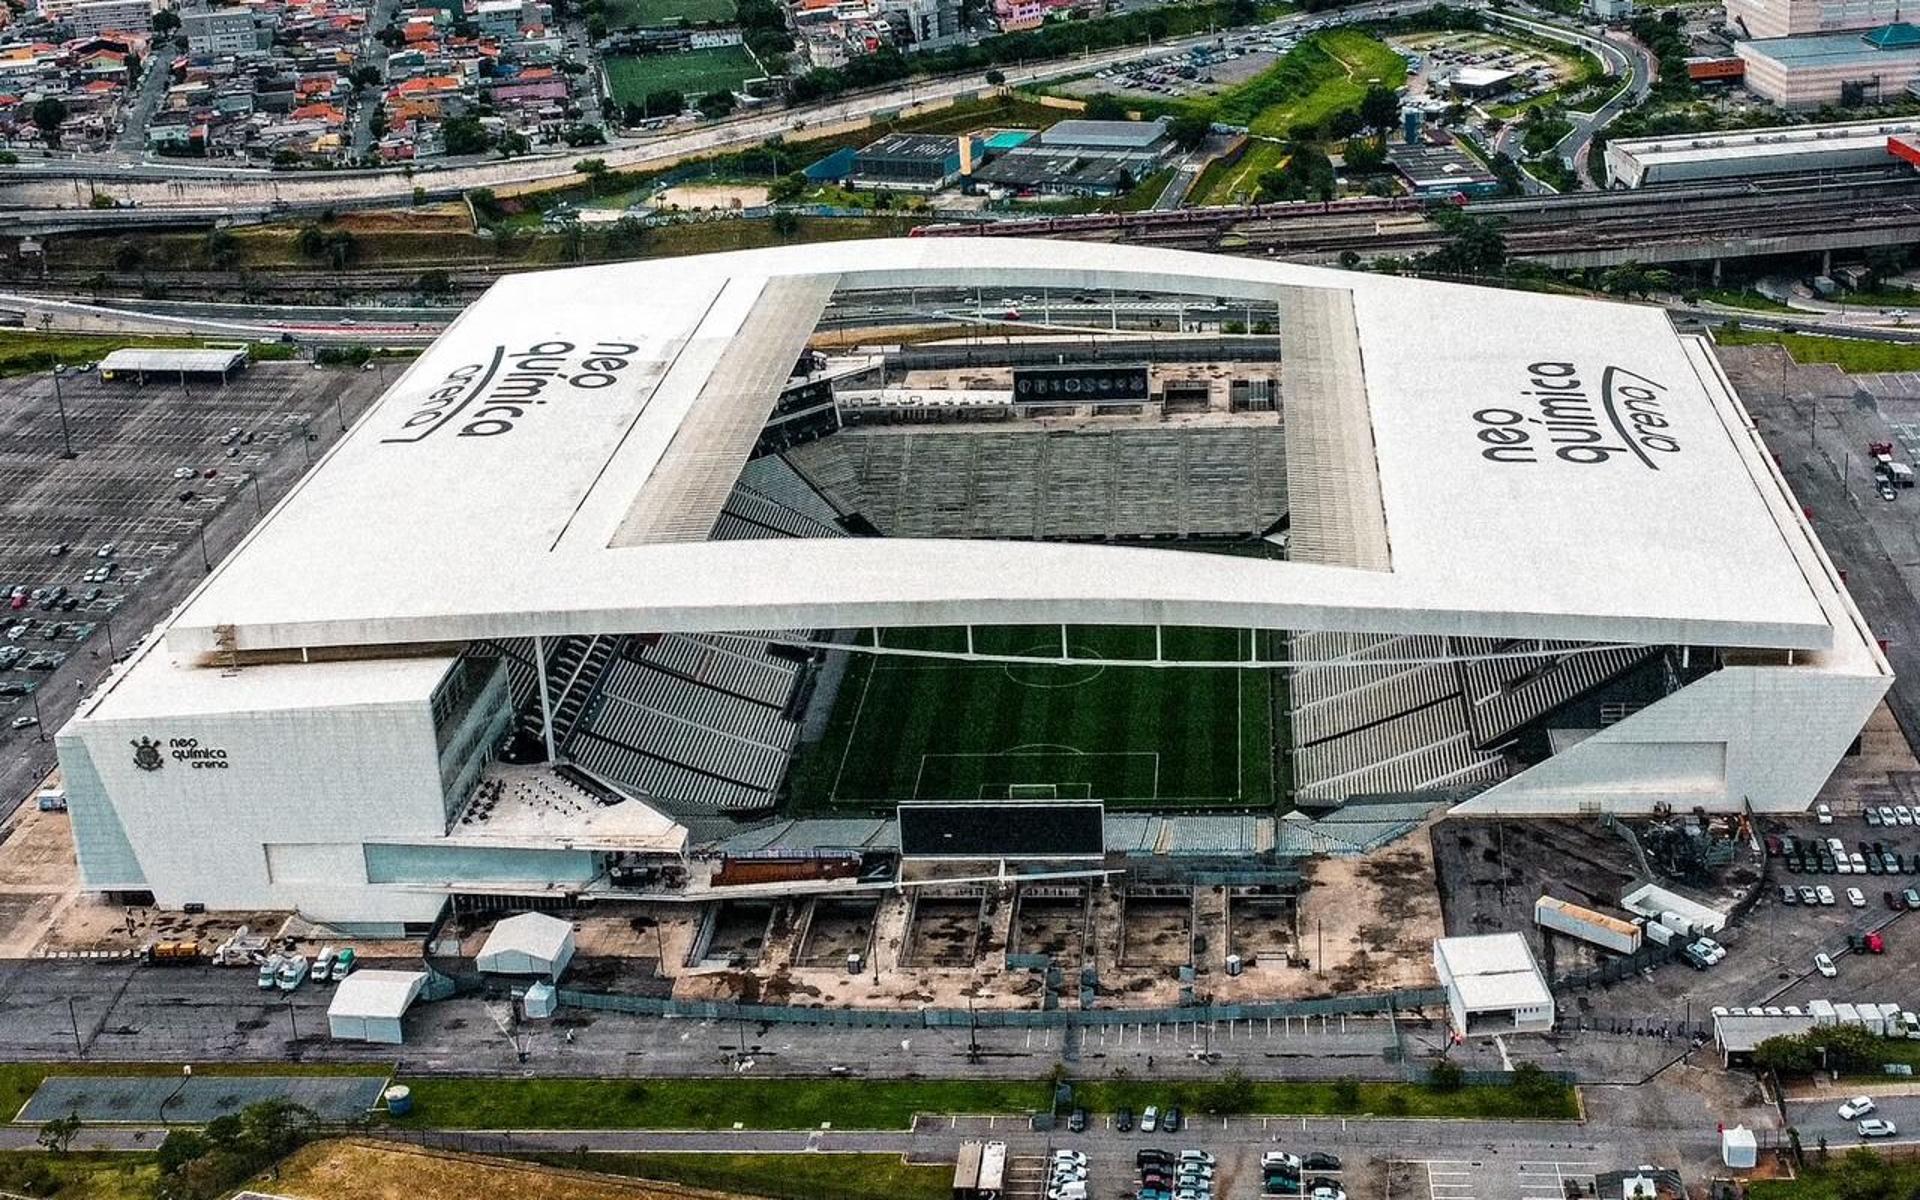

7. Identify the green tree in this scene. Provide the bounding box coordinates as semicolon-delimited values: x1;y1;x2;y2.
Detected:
1083;93;1128;121
985;67;1006;85
1331;1078;1361;1109
1168;113;1211;150
698;89;737;118
203;228;240;270
1751;1033;1819;1076
442;115;489;156
37;1113;81;1155
1359;82;1399;137
152;6;180;32
31;96;68;147
416;269;452;295
770;209;801;237
768;171;808;203
643;87;685;116
1343;136;1387;173
1427;211;1506;275
1427;1059;1464;1093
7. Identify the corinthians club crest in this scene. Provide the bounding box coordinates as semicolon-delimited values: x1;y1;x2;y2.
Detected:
131;737;163;772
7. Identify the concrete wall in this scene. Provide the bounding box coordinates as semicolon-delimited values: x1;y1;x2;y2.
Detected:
1452;660;1889;815
59;695;452;926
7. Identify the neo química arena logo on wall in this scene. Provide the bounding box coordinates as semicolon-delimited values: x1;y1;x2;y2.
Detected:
1471;362;1680;469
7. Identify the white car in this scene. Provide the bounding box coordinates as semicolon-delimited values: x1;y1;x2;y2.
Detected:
1818;886;1837;906
1053;1150;1086;1166
1848;887;1867;908
1815;952;1837;977
1839;1096;1876;1120
1898;805;1916;826
1263;1152;1303;1172
1818;803;1834;824
1696;937;1727;963
1879;806;1898;825
172;466;195;480
1859;1118;1897;1138
1851;852;1869;873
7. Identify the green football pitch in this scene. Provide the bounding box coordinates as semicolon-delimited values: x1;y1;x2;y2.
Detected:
785;626;1287;811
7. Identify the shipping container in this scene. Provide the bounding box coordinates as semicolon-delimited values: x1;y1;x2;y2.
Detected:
1859;1002;1887;1035
1534;895;1642;954
1809;999;1837;1026
1835;1002;1862;1027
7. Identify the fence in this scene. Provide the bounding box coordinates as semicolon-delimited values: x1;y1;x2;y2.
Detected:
555;986;1448;1028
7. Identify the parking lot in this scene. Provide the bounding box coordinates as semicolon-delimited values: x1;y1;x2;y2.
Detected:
0;361;387;819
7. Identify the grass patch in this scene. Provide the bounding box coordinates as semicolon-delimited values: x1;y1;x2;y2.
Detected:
1073;1078;1580;1120
604;45;760;102
1194;138;1290;205
523;1152;952;1200
1697;287;1794;313
602;0;734;28
786;626;1284;811
388;1075;1572;1130
1831;286;1920;307
387;1077;1050;1131
0;331;296;377
1714;326;1920;373
1750;1153;1920;1200
1214;29;1407;137
0;1152;160;1200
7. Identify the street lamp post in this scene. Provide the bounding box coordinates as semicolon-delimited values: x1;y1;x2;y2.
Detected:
50;363;75;459
197;521;212;573
30;687;45;742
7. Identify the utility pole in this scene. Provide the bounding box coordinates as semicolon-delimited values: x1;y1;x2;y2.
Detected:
50;364;75;459
197;521;212;573
67;996;83;1057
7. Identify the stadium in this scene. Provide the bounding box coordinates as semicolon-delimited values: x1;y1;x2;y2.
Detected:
55;239;1890;934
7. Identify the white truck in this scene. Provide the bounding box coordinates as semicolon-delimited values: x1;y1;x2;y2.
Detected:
1642;920;1676;948
1859;1002;1888;1036
1535;896;1642;955
276;955;310;991
1809;999;1837;1027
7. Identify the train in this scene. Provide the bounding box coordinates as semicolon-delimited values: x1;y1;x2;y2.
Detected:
908;192;1468;238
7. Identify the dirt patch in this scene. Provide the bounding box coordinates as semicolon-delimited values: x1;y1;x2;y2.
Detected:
1295;831;1445;995
270;1139;739;1200
1119;895;1192;969
903;897;984;969
333;205;475;234
795;898;878;968
653;183;769;210
1010;890;1087;963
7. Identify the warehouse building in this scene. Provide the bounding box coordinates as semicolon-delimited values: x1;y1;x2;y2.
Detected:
849;133;967;192
973;117;1174;196
1735;22;1920;108
53;239;1890;930
1434;933;1555;1036
1447;66;1520;98
1387;144;1503;197
1604;116;1920;185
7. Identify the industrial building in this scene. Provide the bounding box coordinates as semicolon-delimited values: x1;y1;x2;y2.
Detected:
1735;21;1920;108
1386;144;1503;198
54;239;1890;931
849;133;968;192
97;347;250;384
972;117;1174;196
1433;933;1555;1036
1603;116;1920;185
1728;0;1903;40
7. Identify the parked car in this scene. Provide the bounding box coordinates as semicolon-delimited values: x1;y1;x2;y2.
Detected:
1818;886;1836;905
1782;886;1799;905
1859;1118;1898;1138
1815;952;1837;978
1817;803;1834;824
1141;1106;1160;1133
1161;1106;1182;1134
1302;1154;1342;1172
1116;1106;1134;1132
1068;1107;1087;1133
1848;887;1867;908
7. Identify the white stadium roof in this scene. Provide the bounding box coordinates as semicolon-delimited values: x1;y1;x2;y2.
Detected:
146;239;1844;658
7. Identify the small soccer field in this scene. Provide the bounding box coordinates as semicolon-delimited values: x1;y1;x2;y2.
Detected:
603;46;760;103
604;0;736;27
786;626;1287;812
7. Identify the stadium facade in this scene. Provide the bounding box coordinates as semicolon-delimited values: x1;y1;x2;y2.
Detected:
54;240;1890;932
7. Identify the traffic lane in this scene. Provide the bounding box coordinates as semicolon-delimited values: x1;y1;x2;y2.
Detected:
1786;1094;1920;1146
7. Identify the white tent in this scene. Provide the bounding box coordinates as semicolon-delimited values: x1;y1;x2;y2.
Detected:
477;912;576;981
327;969;427;1045
1720;1126;1757;1170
